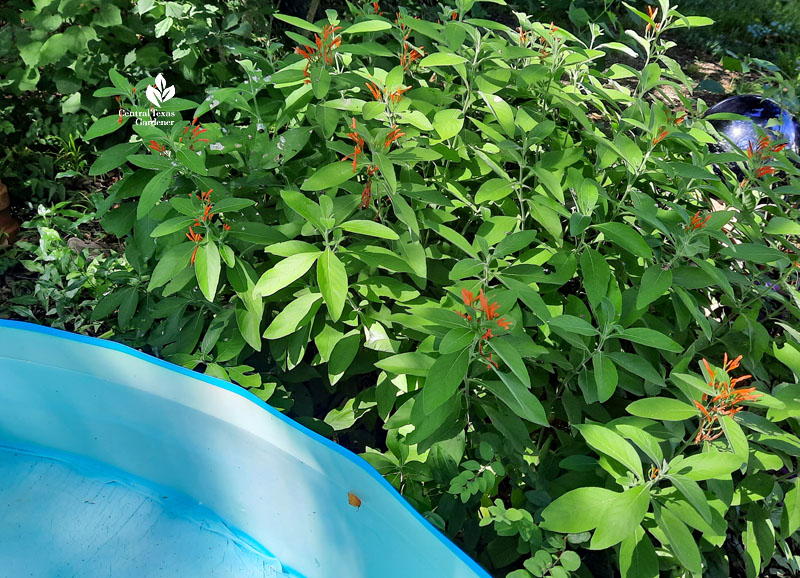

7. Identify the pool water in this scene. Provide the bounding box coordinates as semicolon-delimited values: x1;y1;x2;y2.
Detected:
0;445;292;578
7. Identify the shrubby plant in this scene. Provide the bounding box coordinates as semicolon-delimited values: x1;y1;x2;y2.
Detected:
12;0;800;575
0;0;281;201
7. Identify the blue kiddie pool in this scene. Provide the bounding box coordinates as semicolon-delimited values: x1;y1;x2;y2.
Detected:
0;320;490;578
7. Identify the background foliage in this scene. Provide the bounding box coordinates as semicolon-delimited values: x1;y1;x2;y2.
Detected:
2;1;800;577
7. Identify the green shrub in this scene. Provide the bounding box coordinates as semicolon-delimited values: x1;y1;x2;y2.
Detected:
22;0;800;575
0;0;280;202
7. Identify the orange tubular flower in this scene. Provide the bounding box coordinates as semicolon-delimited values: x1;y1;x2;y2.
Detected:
148;140;166;153
462;288;474;306
653;128;669;145
366;81;383;101
694;354;762;444
342;126;366;172
186;226;204;265
475;289;501;320
295;25;342;81
361;180;372;209
179;118;209;151
756;166;775;178
453;286;513;369
687;210;711;231
646;5;659;32
772;143;788;152
384;126;405;149
389;86;410;103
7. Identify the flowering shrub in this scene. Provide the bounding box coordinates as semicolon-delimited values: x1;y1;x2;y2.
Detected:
76;0;800;576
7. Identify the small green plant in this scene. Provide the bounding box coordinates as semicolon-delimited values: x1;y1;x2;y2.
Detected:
2;204;130;334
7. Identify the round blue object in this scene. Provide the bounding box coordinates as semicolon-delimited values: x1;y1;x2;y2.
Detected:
705;94;800;154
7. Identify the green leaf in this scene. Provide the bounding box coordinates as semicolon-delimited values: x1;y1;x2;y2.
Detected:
423;348;470;413
576;424;643;479
670;15;715;28
636;267;672;309
619;526;659;578
212;197;256;213
116;287;138;329
317;249;348;322
560;551;581;572
540;487;617;533
781;478;800;538
338;219;399;240
128;154;173;170
672;449;744;480
474;178;513;204
594;223;652;259
580;248;611;308
281;189;324;230
480;92;516;138
301;162;357;192
424;219;478;259
607;352;663;385
590;486;650;549
329;331;361;384
669;474;712;523
616;327;682;353
433;109;465;141
615;424;663;465
593;352;618;403
263;293;323;340
485;372;548;426
720;415;749;463
84;115;128;140
375;352;435;377
655;505;702;574
253;251;321;297
720;243;787;264
236;301;262;351
342;20;392;34
440;327;474;354
549;314;599;336
148;243;195;291
765;217;800;235
137;169;176;218
626;397;697;421
39;33;69;66
176;148;207;175
273;13;322;33
91;290;125;322
150;216;196;237
374;151;396;193
418;52;467;66
89;142;140;175
489;336;530;388
195;242;221;302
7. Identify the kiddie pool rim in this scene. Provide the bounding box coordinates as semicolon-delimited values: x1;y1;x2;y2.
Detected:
0;318;492;578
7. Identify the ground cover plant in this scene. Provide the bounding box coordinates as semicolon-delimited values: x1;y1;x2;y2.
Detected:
2;0;800;576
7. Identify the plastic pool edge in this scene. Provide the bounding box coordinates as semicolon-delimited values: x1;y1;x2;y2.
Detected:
0;318;492;578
